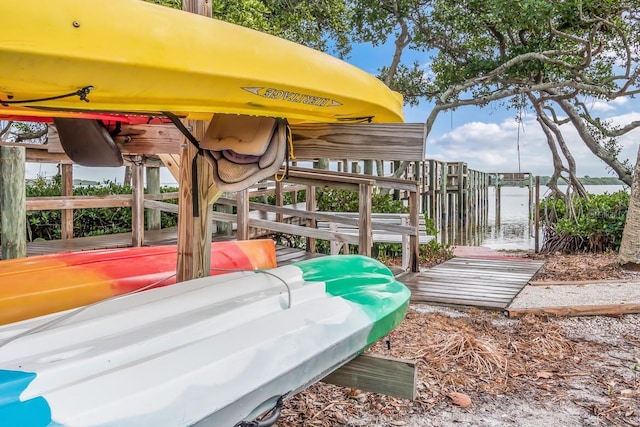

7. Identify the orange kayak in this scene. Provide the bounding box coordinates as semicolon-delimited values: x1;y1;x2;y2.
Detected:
0;240;276;325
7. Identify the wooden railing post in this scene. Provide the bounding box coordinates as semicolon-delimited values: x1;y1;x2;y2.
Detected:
409;185;420;272
237;189;250;240
306;185;317;252
358;183;372;257
145;166;161;231
131;156;144;247
60;163;74;239
0;146;26;259
275;180;284;223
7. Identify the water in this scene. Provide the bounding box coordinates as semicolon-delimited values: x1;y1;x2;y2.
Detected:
479;184;627;250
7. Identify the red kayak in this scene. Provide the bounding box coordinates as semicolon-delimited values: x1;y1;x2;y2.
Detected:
0;240;276;325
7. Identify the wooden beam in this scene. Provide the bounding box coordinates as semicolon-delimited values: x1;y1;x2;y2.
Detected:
506;304;640;318
60;164;74;239
291;123;426;161
322;354;417;400
45;122;426;161
0;146;26;259
47;124;182;155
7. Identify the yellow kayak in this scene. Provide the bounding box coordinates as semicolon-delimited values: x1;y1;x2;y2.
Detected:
0;0;403;124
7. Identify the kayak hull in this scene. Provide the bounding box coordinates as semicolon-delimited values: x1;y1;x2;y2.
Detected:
0;240;276;325
0;0;403;124
0;255;410;426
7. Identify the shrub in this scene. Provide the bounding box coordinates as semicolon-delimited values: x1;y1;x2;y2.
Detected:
539;190;629;253
24;176;178;241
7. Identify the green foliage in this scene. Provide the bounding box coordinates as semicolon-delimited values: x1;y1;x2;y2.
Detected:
25;176;178;241
539;191;629;252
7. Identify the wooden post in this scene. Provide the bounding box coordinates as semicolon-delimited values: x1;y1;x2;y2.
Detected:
358;183;372;257
215;193;233;235
495;175;501;226
440;162;448;244
363;160;373;175
60;163;74;239
275;180;284;223
237;189;249;240
535;176;540;253
409;186;420;272
131;156;145;247
306;185;317;252
177;0;215;282
145;166;161;231
0;146;26;259
177;121;214;281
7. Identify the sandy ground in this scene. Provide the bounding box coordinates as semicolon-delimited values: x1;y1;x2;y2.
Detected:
276;252;640;427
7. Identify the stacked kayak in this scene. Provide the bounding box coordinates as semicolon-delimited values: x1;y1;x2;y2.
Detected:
0;0;403;124
0;255;410;426
0;240;276;325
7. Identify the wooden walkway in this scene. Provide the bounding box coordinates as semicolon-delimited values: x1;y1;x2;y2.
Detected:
402;257;545;310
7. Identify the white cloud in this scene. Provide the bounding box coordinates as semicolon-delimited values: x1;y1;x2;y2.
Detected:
426;114;640;177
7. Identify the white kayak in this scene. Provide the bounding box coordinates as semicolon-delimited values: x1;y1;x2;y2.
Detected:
0;255;410;426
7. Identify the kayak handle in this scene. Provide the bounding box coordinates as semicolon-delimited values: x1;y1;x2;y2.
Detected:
235;396;284;427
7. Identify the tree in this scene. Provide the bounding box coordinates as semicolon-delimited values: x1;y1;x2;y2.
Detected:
352;0;639;193
145;0;352;57
619;146;640;268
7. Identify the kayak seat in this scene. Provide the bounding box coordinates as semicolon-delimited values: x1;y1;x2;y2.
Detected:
201;114;286;192
53;118;124;167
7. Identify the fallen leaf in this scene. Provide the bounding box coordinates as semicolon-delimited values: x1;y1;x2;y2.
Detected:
448;392;472;408
536;371;554;379
390;421;407;426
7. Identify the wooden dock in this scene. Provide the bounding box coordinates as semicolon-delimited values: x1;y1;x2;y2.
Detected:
402;257;544;310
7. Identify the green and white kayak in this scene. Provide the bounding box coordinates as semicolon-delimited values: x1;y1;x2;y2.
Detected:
0;255;410;426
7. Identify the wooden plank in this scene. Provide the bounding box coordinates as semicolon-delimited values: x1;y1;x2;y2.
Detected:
248;218;360;244
60;163;74;239
288;166;420;192
322;354;417;400
528;279;637;286
47;124;182;154
291;123;426;161
26;195;133;210
506;304;640;318
0;146;26;259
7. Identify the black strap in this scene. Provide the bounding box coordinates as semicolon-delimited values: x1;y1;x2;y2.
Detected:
1;86;93;106
163;111;203;218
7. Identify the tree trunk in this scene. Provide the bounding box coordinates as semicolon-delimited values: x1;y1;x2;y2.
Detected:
618;146;640;269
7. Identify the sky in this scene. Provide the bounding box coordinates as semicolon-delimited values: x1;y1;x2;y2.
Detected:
25;39;640;184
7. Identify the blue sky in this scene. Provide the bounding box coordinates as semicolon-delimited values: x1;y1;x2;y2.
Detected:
26;39;639;183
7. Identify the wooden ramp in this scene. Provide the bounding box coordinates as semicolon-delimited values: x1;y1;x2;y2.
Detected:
401;257;544;310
